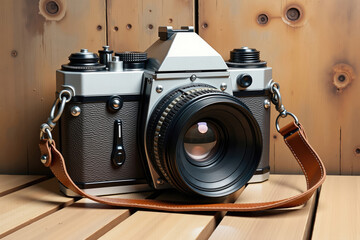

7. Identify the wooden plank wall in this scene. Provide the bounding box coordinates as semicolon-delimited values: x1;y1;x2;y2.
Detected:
107;0;194;51
0;0;194;174
199;0;360;174
0;0;107;174
1;0;359;175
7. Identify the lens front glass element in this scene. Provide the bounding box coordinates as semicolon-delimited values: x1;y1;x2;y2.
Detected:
183;122;219;162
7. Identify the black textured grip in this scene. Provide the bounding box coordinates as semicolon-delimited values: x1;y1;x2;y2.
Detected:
115;52;147;62
60;101;146;185
238;95;270;170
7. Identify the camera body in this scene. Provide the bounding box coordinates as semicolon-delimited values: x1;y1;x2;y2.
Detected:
57;26;271;197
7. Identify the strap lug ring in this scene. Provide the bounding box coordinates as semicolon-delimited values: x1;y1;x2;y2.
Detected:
50;97;67;123
276;112;299;132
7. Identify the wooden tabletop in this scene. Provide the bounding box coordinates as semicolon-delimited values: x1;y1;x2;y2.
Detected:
0;174;358;240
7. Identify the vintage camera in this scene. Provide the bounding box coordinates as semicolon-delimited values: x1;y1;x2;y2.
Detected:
57;26;271;197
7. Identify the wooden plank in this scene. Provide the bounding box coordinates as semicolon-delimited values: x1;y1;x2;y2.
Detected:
0;0;106;174
3;192;153;240
107;0;194;52
99;211;216;240
0;178;75;238
199;0;360;174
0;175;47;197
99;189;243;240
209;175;316;240
312;175;360;239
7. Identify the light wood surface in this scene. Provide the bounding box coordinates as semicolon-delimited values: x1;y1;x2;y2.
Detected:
0;175;46;197
0;178;74;238
209;175;316;240
3;192;153;240
99;189;243;240
2;174;359;239
312;175;360;240
0;0;106;174
99;211;216;240
199;0;360;174
107;0;194;52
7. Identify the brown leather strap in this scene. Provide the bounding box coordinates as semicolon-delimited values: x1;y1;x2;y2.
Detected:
39;121;326;212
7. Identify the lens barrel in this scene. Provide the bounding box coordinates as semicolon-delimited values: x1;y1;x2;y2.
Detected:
146;84;262;197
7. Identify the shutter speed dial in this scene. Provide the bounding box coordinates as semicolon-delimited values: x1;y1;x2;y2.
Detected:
115;52;147;70
61;49;106;72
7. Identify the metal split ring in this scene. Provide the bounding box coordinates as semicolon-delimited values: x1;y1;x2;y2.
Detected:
270;81;280;94
40;123;53;144
275;111;299;132
50;89;73;123
62;85;76;98
271;87;283;108
269;81;287;114
39;86;75;150
59;89;72;103
50;97;67;123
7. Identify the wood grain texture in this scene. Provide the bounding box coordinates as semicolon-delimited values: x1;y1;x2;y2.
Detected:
3;192;153;240
209;175;316;240
107;0;194;52
99;189;243;240
199;0;360;174
0;178;74;238
312;175;360;240
0;0;106;174
99;211;216;240
0;175;47;197
3;175;360;239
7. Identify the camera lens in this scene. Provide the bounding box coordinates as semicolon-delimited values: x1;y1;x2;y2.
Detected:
146;84;262;197
183;122;219;163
